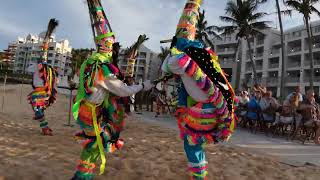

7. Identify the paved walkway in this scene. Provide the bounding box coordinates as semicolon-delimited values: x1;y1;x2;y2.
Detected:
136;111;320;166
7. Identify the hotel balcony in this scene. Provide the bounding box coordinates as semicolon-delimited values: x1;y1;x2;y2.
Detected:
269;63;279;69
256;39;264;46
266;77;279;86
270;49;280;56
304;59;320;67
256;65;263;71
288;47;302;54
286;77;300;83
216;47;236;54
286;32;302;41
303;76;320;82
287;61;301;68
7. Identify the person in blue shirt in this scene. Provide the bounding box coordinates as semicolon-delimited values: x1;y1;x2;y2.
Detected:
246;87;262;121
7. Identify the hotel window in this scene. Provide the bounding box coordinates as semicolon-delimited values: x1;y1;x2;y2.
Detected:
139;52;147;58
315;26;320;33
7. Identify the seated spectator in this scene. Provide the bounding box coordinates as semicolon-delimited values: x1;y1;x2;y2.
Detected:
286;86;304;102
275;92;300;125
298;90;320;127
238;91;249;116
246;86;262;121
260;91;279;122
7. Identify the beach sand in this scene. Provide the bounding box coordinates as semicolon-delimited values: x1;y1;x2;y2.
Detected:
0;85;320;180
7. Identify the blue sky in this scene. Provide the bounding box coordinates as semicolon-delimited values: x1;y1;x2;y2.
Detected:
0;0;319;52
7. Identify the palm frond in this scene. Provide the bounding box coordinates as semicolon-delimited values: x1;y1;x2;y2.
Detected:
249;12;268;21
158;46;170;60
311;0;320;4
281;9;293;17
220;16;237;24
205;25;221;32
225;1;239;16
219;25;238;36
251;21;271;30
310;6;320;17
286;0;303;13
251;29;265;37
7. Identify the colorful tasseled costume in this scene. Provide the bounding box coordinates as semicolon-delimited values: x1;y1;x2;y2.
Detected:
161;0;236;179
71;1;153;179
28;19;58;136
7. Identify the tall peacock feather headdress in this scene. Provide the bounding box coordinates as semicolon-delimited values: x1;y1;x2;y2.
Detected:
41;18;58;63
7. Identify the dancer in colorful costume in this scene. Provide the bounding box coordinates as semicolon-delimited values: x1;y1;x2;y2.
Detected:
161;0;236;179
122;34;149;114
71;0;153;179
28;19;59;136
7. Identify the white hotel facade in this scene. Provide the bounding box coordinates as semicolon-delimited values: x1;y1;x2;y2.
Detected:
13;32;72;76
214;20;320;97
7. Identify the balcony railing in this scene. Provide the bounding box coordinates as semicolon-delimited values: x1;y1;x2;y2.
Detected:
286;33;302;40
245;67;252;71
257;40;264;45
217;48;235;53
267;78;278;84
287;61;301;68
304;43;320;50
314;43;320;49
256;53;263;58
269;63;279;69
270;49;280;55
248;78;263;85
304;60;320;66
256;65;263;70
288;47;302;54
286;77;300;83
304;76;320;82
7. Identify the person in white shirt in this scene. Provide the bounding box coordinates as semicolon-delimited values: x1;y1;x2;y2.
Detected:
71;3;154;179
27;19;59;136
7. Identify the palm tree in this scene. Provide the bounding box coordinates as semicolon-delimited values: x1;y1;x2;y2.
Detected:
71;48;94;76
158;46;170;61
157;46;170;76
220;0;270;86
255;0;292;98
196;10;221;50
286;0;320;90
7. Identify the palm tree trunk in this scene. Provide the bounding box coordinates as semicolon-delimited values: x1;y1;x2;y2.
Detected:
246;36;258;85
306;17;314;90
234;39;241;90
276;0;286;98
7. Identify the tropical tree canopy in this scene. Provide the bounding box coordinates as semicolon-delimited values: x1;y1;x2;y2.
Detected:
71;48;94;71
219;0;270;85
196;10;221;49
219;0;270;39
158;46;170;61
286;0;320;18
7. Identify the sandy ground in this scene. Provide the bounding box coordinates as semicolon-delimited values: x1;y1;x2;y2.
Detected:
0;85;320;180
138;112;320;167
